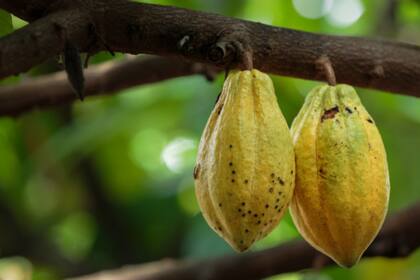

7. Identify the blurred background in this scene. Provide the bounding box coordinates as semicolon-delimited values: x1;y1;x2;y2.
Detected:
0;0;419;279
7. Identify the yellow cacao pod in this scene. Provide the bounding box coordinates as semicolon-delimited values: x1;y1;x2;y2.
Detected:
290;84;390;267
194;69;295;252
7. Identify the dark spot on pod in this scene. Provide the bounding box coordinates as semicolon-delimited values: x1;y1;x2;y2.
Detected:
272;180;275;183
229;162;233;166
245;229;249;233
277;209;281;212
264;223;267;226
232;170;236;174
193;164;200;179
261;213;265;216
218;227;222;231
219;203;222;207
259;231;263;235
217;104;224;115
319;168;327;179
238;208;242;212
271;173;275;178
242;214;246;217
248;210;252;214
231;179;235;183
254;214;258;218
241;202;246;206
354;106;358;111
276;198;280;202
240;240;244;244
244;179;249;184
278;177;284;185
269;219;273;223
229;144;233;148
367;119;373;123
278;192;282;195
257;220;261;225
274;205;279;209
345;107;353;114
321;106;339;122
252;239;255;243
265;204;269;208
291;170;294;174
269;187;274;193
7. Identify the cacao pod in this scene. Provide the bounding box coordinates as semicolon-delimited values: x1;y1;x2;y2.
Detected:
290;84;390;267
194;69;295;252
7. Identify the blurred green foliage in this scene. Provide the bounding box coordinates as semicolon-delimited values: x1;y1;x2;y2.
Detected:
0;0;419;279
0;9;12;36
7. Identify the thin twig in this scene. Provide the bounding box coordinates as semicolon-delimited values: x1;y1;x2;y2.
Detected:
316;56;337;86
0;56;221;116
70;202;420;280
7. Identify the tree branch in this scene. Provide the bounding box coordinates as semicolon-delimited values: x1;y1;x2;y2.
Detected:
71;202;420;280
1;0;419;98
0;0;57;22
0;56;219;116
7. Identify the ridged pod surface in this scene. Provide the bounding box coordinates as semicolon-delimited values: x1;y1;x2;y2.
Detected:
290;84;390;267
194;69;295;252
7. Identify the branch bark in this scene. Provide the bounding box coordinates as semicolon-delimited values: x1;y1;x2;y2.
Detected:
1;0;420;98
0;0;57;21
71;202;420;280
0;56;219;116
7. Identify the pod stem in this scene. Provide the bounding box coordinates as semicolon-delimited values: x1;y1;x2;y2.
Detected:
242;50;254;70
316;56;337;86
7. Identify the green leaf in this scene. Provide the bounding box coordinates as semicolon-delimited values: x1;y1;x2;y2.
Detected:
0;9;13;37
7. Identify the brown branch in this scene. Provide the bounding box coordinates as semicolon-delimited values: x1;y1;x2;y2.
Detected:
0;56;220;116
70;202;420;280
1;0;420;98
0;0;57;21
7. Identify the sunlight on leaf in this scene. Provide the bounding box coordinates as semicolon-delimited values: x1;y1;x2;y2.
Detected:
161;137;197;173
292;0;333;19
326;0;364;27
